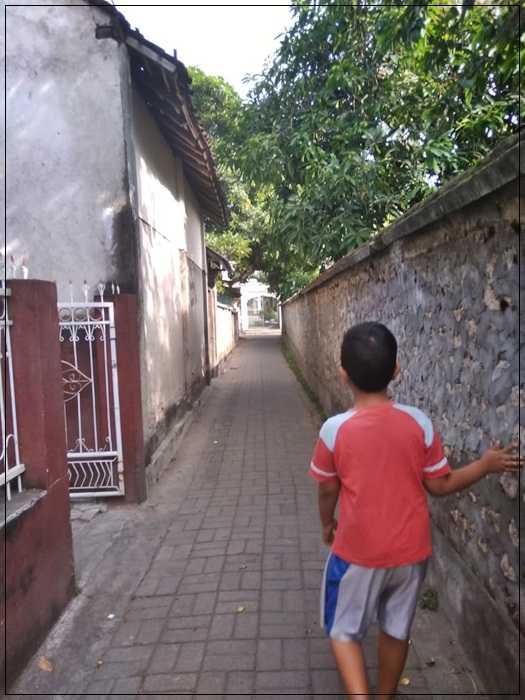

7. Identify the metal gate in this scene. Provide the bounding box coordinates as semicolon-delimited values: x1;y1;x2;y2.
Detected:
58;286;124;498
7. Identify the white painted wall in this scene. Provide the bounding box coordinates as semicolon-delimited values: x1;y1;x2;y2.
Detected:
5;1;131;299
130;88;206;444
215;303;238;366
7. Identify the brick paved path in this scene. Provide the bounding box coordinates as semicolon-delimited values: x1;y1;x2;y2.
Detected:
13;334;483;699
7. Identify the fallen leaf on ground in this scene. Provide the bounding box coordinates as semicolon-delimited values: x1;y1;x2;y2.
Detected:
107;613;115;620
399;677;411;686
96;660;103;667
426;658;436;667
236;606;246;613
38;657;54;673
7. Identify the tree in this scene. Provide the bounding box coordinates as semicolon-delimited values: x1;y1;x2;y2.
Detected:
239;0;521;296
188;67;271;284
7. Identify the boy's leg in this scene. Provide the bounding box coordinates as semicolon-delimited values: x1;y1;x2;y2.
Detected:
376;629;409;698
376;561;428;697
331;639;369;698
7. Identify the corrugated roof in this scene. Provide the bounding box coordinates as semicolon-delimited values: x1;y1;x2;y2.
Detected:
91;1;228;226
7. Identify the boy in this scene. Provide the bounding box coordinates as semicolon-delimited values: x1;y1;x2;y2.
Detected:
309;322;520;699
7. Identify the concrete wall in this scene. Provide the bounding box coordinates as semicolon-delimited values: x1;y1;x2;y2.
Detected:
130;88;207;459
5;1;135;299
215;303;238;367
207;287;239;373
281;135;522;693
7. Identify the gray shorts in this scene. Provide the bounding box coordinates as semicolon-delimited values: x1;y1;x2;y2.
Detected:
320;552;428;641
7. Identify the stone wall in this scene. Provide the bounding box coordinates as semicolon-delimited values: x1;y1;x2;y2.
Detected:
282;134;522;693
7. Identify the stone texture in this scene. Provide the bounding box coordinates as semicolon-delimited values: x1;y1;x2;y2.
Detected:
282;173;521;694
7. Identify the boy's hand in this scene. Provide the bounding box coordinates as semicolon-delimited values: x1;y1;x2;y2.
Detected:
480;442;521;474
322;519;337;545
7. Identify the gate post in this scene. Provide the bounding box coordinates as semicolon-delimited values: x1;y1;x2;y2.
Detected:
113;293;147;503
8;280;71;492
2;280;74;689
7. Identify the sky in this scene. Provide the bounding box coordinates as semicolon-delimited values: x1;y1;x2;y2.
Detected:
115;1;294;97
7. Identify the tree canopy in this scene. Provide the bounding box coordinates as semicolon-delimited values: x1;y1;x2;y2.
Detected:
189;0;521;299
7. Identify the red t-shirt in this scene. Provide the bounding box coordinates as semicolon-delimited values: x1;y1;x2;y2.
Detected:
309;402;450;568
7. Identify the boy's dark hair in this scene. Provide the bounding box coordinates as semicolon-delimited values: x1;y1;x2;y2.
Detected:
340;322;397;392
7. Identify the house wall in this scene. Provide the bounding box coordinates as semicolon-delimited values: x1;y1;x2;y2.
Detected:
281;137;522;693
5;1;135;299
130;88;207;458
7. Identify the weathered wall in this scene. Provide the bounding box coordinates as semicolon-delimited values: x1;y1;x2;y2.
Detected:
5;1;135;298
207;287;239;374
282;135;522;693
215;302;239;368
130;88;207;457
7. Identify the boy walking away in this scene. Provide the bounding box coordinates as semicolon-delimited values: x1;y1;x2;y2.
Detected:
309;322;520;699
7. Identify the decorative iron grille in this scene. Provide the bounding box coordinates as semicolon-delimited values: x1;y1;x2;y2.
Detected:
58;284;124;498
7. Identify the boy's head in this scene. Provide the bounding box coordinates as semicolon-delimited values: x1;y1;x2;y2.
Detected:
340;322;398;393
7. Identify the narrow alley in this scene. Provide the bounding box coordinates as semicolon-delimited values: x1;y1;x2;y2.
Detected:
13;334;484;699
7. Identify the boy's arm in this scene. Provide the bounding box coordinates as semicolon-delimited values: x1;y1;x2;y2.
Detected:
424;443;520;497
318;480;341;545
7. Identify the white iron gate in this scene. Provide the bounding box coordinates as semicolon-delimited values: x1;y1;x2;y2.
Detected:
58;287;124;498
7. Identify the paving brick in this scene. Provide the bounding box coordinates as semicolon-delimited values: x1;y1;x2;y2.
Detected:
184;557;206;575
234;611;259;639
137;620;164;644
85;678;114;694
195;529;215;544
155;576;180;595
126;604;170;621
174;642;205;672
92;660;145;680
129;595;173;609
202;653;255;672
196;671;227;693
142;672;198;692
105;645;153;664
311;669;346;693
283;638;308;669
162;626;208;643
256;639;282;671
261;590;283;611
112;621;141;647
208;614;235;640
220;571;242;590
208;639;257;655
112;676;142;693
149;644;180;674
193;591;217;615
169;594;195;616
204;555;225;573
241;571;262;589
284;589;306;611
256;669;310;689
166;614;211;630
225;670;255;693
260;622;308;639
